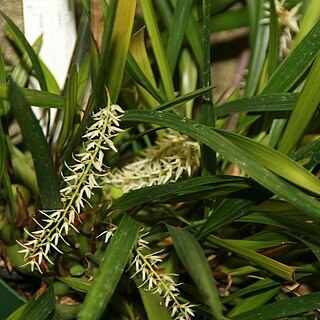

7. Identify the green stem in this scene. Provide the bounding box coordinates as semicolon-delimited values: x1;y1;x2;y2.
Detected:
201;0;216;176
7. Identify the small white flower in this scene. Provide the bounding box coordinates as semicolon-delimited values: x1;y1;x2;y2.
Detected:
262;0;302;58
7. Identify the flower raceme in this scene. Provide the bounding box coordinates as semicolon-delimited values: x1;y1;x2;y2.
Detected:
106;131;200;193
18;103;124;272
98;228;196;320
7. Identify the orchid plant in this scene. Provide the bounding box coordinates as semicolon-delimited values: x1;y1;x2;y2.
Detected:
1;1;320;320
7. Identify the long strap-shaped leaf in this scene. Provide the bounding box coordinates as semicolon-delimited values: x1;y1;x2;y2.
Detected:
262;20;320;94
278;53;320;154
122;110;320;222
216;93;298;117
216;129;320;195
208;235;294;281
8;81;60;209
230;291;320;320
111;175;248;210
105;0;137;102
78;214;140;320
168;226;224;319
0;84;65;113
6;286;55;320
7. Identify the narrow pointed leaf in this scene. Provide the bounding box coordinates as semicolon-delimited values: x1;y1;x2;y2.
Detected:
111;176;248;209
57;64;78;150
0;84;65;114
262;21;320;94
216;129;320;196
168;226;224;319
140;0;175;99
228;287;279;317
166;0;193;74
216;92;298;117
132;275;171;320
230;291;320;320
105;0;137;102
208;235;294;281
6;287;55;320
8;81;60;209
156;86;215;112
278;54;320;154
78;214;140;320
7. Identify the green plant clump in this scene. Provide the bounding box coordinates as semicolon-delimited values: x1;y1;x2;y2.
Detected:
0;0;320;319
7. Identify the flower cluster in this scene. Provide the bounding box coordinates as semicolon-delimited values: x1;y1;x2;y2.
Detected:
18;103;124;272
105;131;200;193
263;0;302;58
100;227;195;319
131;235;195;320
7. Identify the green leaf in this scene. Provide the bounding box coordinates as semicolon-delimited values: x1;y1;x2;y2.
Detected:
0;10;47;91
0;121;4;182
166;0;193;74
216;92;298;117
78;214;140;320
156;86;215;112
245;0;269;96
140;0;175;99
262;21;320;94
8;81;60;209
132;275;171;320
208;235;294;281
238;211;320;245
266;0;280;78
129;27;161;107
179;49;198;118
57;277;91;293
210;7;248;33
278;54;320;154
0;278;25;319
105;0;137;102
126;51;164;104
57;64;78;150
228;287;279;317
0;45;7;182
221;278;280;304
168;226;224;319
292;138;320;170
0;84;65;114
230;291;320;320
6;286;55;320
202;0;216;176
197;186;271;237
111;176;248;210
123;110;320;222
216;129;320;196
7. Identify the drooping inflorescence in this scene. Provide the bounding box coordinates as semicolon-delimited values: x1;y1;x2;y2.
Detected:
18;103;124;272
105;131;200;193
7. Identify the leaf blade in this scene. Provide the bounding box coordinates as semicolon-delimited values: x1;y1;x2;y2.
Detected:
8;81;60;209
